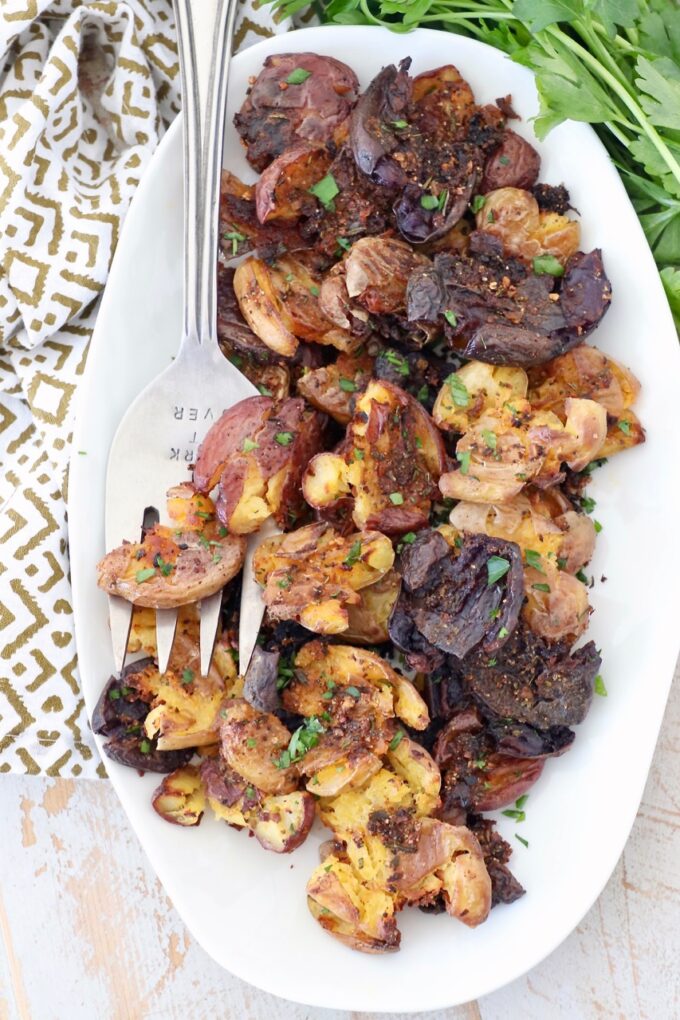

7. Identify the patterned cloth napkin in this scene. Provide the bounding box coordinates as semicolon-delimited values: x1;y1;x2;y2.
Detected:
0;0;289;777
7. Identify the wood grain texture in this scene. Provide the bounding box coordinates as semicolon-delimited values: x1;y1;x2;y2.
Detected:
1;663;678;1020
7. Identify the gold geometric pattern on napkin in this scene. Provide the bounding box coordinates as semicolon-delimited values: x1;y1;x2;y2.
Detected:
0;0;288;776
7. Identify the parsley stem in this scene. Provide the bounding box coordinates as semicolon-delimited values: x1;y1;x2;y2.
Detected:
546;26;680;191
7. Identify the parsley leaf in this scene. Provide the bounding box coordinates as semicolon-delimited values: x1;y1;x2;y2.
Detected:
487;555;510;586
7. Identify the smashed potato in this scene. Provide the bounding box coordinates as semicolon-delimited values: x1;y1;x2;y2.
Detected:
152;765;206;826
476;187;580;265
296;351;374;425
193;396;326;534
219;698;299;794
433;361;528;434
96;484;246;608
253;522;394;634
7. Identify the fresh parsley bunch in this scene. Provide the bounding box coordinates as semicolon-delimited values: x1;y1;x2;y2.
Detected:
268;0;680;329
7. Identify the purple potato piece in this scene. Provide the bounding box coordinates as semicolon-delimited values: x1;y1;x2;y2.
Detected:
243;646;282;714
480;129;540;193
405;265;448;324
234;53;359;173
217;264;275;366
393;144;479;245
462;623;601;728
199;757;259;810
399;528;450;592
532;182;572;214
388;600;445;674
91;660;153;737
560;248;612;332
467;814;525;906
487;718;574;758
102;736;193;774
349;58;412;184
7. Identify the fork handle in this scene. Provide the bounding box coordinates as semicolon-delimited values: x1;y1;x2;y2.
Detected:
175;0;238;349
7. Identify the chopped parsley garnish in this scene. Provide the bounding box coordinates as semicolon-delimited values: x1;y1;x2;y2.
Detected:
156;557;173;577
420;193;439;210
502;807;526;822
447;373;469;407
344;539;362;567
397;532;417;554
532;582;551;593
456;450;471;475
582;457;608;475
135;567;156;583
498;625;509;639
481;428;497;451
353;447;364;460
345;685;361;699
139;739;152;755
218;526;228;537
275;716;325;768
443;309;458;329
594;519;603;533
108;689;121;700
257;384;273;397
338;377;357;393
487;210;495;223
286;67;311;84
309;172;339;210
594;674;608;697
471;194;486;213
391;119;408;129
389;492;404;505
276;654;295;691
499;154;510;165
515;834;529;849
275;431;294;446
487;555;510;586
576;569;589;584
533;254;565;276
525;549;545;573
385;349;409;375
277;573;292;589
489;607;501;620
336;236;351;252
181;668;194;685
618;418;632;435
242;437;259;452
389;729;405;751
246;738;257;748
515;794;529;810
223;230;246;257
580;495;596;513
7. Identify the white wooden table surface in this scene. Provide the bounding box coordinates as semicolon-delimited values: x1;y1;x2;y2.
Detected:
2;660;679;1020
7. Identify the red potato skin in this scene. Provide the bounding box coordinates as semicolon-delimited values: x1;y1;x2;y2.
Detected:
254;792;317;853
193;396;273;492
480;129;541;193
255;142;332;224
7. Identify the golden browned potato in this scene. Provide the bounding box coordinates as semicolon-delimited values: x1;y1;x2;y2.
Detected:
344;569;401;644
291;641;429;731
253;522;394;635
296;351;374;425
386;733;441;816
255;142;332;223
96;484;246;609
449;494;596;574
305;750;383;797
523;562;591;642
411;64;476;132
528;345;641;418
476;187;580;265
152;766;206;826
599;409;645;459
219;698;298;794
302;451;351;511
434;823;492;927
433;361;528;434
193;396;326;534
307;858;400;953
233;256;299;357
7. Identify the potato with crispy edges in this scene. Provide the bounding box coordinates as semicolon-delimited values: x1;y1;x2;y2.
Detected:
296;351;374;425
523;562;591;642
433;361;528;434
307;858;400;953
219;698;298;795
290;641;429;731
449;492;596;574
344;568;401;644
476;187;580;266
304;381;446;535
234;256;355;357
97;483;246;608
152;765;206;826
253;522;394;634
255;142;332;223
193;396;326;534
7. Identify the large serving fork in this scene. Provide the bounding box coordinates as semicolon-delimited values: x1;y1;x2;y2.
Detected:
105;0;265;678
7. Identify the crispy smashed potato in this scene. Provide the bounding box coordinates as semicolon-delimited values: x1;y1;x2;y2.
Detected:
440;398;608;504
255;142;332;223
193;396;325;534
219;698;299;794
344;568;400;644
303;380;446;535
152;765;206;826
253;522;394;634
97;484;246;608
433;361;528;434
523;561;591;642
234;256;354;357
296;351;374;424
476;187;580;265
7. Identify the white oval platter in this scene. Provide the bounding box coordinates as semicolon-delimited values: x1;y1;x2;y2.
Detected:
69;24;680;1013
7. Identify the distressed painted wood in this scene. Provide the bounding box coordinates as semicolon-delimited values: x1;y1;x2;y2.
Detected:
1;663;679;1020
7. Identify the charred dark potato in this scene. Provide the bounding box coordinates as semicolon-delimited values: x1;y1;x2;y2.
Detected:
243;646;282;714
92;663;194;774
461;622;601;728
407;247;612;368
433;706;573;821
411;65;475;139
390;531;524;664
193;396;327;534
350;58;412;184
467;815;525;906
219;170;308;264
480;130;541;193
234;53;359;172
393;143;481;245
